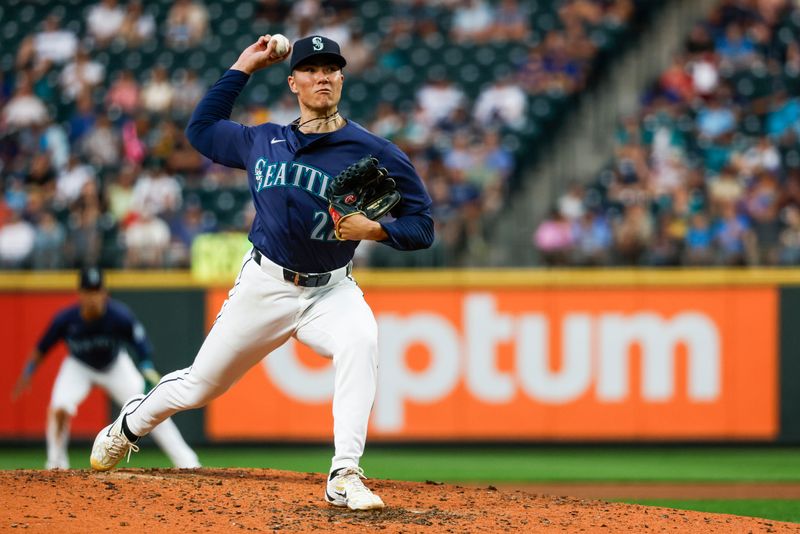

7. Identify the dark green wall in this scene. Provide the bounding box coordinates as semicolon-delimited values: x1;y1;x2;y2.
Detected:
113;289;207;444
780;287;800;442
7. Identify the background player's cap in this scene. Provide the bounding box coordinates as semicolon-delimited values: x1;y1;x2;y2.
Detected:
79;267;104;291
289;35;347;71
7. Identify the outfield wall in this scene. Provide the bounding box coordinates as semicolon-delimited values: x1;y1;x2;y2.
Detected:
2;269;799;444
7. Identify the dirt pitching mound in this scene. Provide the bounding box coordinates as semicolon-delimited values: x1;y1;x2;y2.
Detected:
1;468;796;533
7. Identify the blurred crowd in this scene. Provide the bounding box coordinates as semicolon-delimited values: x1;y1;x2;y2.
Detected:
0;0;636;270
0;0;218;269
535;0;800;267
362;0;637;266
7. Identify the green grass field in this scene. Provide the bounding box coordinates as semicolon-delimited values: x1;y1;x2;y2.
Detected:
623;500;800;524
1;445;798;523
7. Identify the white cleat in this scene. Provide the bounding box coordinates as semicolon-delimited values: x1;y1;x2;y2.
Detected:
325;466;385;510
90;395;144;471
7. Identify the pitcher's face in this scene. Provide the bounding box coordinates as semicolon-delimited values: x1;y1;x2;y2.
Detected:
288;61;344;112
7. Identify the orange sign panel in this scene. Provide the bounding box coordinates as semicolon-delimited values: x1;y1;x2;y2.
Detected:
207;288;777;441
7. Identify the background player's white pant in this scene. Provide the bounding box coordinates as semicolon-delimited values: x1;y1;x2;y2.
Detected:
49;352;200;469
125;252;378;472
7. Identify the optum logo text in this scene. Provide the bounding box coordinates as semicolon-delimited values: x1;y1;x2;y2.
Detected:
262;294;721;431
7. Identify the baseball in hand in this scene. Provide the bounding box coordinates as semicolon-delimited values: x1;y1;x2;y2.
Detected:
271;34;290;57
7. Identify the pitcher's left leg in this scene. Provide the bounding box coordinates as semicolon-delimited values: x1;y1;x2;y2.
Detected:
294;279;384;510
295;279;378;471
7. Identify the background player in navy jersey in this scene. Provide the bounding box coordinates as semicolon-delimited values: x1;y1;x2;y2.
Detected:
91;34;433;510
13;267;199;470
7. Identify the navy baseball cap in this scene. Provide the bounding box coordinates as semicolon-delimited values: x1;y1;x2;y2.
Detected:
79;267;104;290
289;35;347;71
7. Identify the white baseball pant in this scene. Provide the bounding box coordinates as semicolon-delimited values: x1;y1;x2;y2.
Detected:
124;250;378;472
49;351;200;469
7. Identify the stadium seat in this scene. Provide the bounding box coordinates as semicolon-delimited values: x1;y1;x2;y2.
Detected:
219;19;240;38
783;147;800;169
729;65;775;101
529;95;555;124
379;81;401;102
202;35;222;55
533;11;559;32
790;9;800;31
17;4;37;26
234;2;254;22
740;114;763;136
783;65;800;95
187;51;207;71
474;46;497;69
410;48;433;69
442;45;466;69
0;51;14;73
1;21;21;48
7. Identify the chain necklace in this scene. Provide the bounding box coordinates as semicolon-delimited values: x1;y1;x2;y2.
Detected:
293;111;342;133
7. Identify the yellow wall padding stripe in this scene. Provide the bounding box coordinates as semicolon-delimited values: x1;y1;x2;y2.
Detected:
1;268;800;291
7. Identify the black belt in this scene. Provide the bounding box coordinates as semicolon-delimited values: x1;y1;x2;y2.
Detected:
251;249;350;288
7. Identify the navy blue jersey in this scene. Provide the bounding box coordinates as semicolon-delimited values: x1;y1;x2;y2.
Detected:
186;69;434;273
36;299;153;371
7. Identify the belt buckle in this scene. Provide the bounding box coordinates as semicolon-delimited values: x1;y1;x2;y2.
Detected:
286;269;328;288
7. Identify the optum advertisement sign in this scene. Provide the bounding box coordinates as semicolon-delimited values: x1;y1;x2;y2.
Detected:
206;288;778;441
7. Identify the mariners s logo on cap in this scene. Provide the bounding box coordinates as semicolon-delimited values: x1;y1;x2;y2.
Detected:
290;35;347;71
79;266;104;290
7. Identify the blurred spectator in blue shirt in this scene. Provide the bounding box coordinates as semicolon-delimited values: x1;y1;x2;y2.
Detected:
696;97;736;139
715;22;755;67
766;92;800;138
5;178;27;213
169;201;215;250
483;131;514;181
573;211;612;266
745;171;781;264
517;50;549;94
714;201;755;265
449;167;482;208
68;93;97;144
684;212;715;265
541;32;584;94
